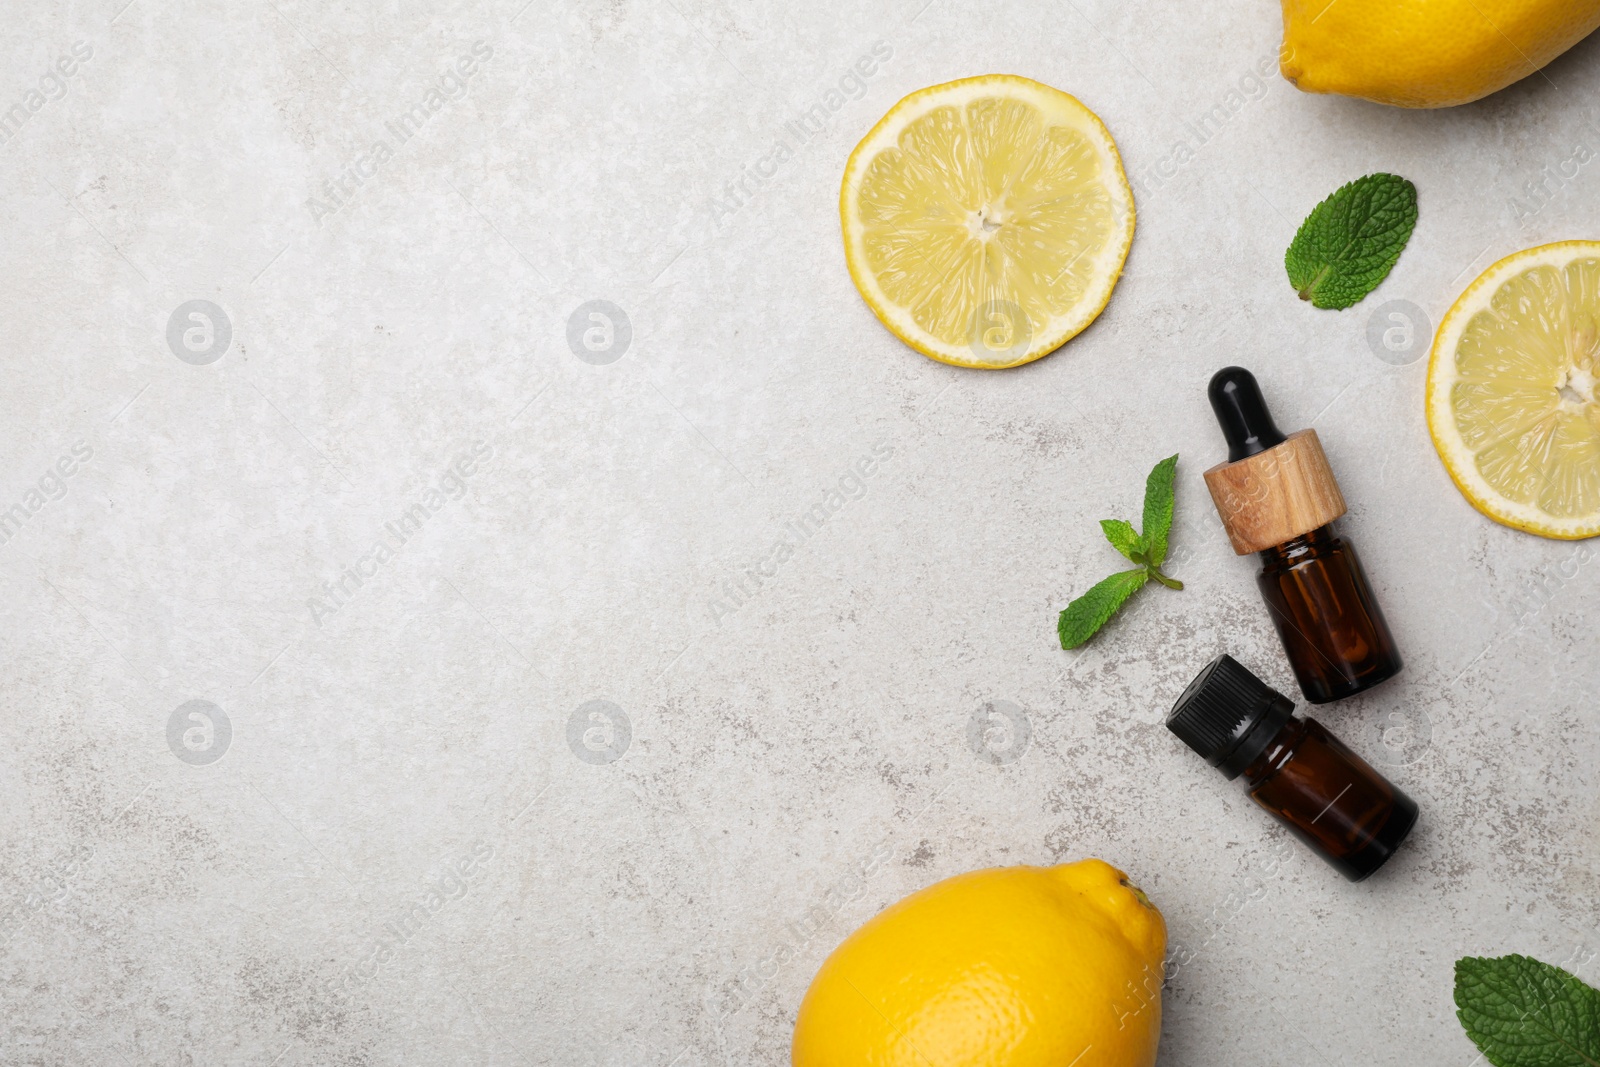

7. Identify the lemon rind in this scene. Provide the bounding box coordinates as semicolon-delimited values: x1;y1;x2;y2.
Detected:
840;74;1136;370
1425;239;1600;539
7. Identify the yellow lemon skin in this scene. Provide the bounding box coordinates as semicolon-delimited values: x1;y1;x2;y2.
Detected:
1425;241;1600;539
840;75;1135;370
791;860;1165;1067
1280;0;1600;108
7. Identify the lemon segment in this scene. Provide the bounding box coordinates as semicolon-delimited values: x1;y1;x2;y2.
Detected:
841;75;1135;369
1426;241;1600;538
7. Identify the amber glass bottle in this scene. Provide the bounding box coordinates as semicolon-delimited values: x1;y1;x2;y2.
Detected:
1257;526;1401;702
1167;655;1418;881
1203;367;1402;703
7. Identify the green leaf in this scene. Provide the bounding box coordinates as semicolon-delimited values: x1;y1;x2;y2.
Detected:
1099;519;1144;563
1140;454;1178;567
1057;569;1148;650
1454;955;1600;1067
1285;173;1417;310
1055;454;1184;651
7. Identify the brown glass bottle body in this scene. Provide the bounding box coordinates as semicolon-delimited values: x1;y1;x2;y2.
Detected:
1256;525;1402;704
1241;716;1417;881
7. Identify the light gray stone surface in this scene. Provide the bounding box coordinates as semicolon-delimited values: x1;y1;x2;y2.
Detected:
2;1;1598;1064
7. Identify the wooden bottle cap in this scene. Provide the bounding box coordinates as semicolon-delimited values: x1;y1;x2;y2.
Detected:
1203;429;1346;555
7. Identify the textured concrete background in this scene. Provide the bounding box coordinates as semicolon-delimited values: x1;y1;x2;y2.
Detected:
2;0;1598;1064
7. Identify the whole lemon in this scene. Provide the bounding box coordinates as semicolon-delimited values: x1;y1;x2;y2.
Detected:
1280;0;1600;108
791;860;1166;1067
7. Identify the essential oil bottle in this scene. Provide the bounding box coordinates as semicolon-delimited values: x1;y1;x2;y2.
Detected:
1167;654;1417;881
1203;367;1402;703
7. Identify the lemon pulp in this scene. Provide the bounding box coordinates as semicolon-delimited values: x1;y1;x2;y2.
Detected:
841;75;1134;369
1428;242;1600;538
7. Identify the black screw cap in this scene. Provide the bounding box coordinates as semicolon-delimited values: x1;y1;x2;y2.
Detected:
1167;654;1295;779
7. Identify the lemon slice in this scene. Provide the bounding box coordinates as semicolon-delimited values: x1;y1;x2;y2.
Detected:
840;75;1134;369
1426;241;1600;539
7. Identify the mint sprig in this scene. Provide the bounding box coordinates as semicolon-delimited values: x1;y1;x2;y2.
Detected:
1058;455;1182;649
1285;172;1417;310
1454;955;1600;1067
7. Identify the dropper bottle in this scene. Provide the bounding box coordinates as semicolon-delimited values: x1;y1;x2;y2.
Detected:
1167;654;1418;881
1203;367;1402;703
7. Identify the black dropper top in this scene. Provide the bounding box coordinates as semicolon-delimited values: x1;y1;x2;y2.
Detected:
1208;367;1288;462
1167;654;1295;779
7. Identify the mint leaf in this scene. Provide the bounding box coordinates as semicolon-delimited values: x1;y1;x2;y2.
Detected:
1100;519;1144;563
1057;455;1184;649
1285;173;1417;310
1058;569;1148;649
1140;454;1178;567
1454;955;1600;1067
